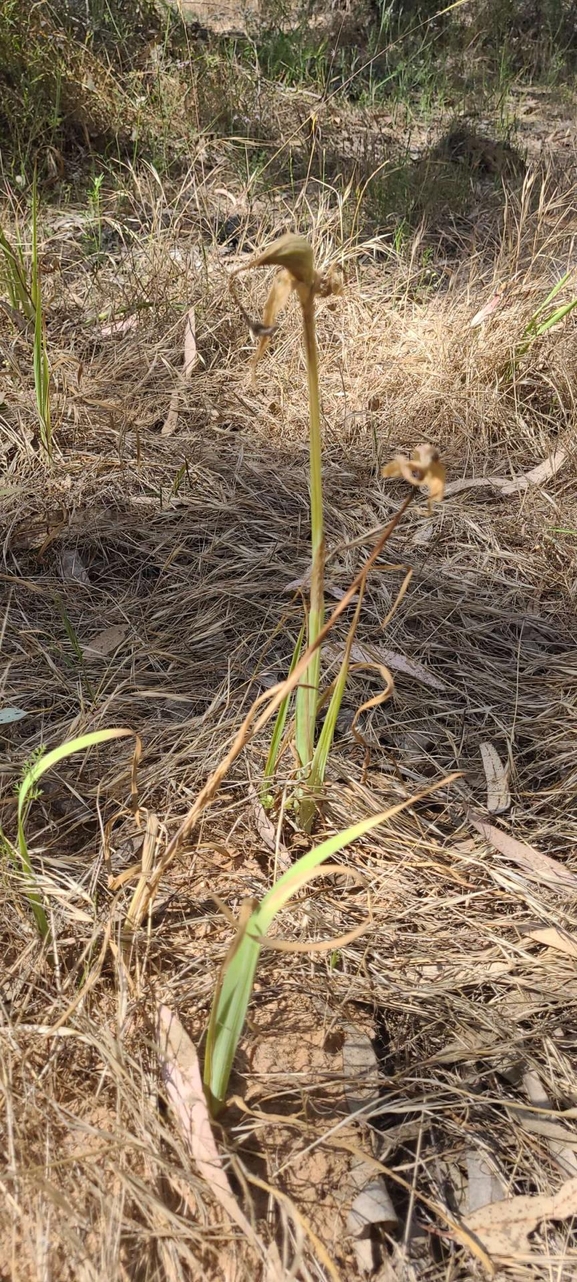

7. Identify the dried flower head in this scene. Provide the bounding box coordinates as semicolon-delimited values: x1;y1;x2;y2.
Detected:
316;263;345;298
229;233;343;374
382;444;446;508
249;232;315;287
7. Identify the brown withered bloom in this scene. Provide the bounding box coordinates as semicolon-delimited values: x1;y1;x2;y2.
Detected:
229;233;343;373
382;443;446;510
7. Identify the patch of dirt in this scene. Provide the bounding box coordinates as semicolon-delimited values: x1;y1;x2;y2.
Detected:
163;0;259;35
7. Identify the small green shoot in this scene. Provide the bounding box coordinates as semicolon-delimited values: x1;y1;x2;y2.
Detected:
0;226;34;321
53;594;96;699
517;272;577;356
306;590;364;806
529;272;572;324
261;624;304;805
15;728;135;938
87;172;105;254
532;297;577;336
172;461;192;496
204;773;459;1113
54;594;84;664
204;809;386;1112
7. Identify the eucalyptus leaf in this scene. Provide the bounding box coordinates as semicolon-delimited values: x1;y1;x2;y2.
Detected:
0;707;27;724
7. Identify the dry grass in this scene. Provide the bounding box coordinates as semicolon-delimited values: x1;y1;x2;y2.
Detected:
2;97;577;1282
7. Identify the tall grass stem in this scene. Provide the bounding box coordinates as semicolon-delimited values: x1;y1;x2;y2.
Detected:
295;289;325;772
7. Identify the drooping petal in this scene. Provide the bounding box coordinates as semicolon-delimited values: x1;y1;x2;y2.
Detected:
250;232;315;286
382;443;446;505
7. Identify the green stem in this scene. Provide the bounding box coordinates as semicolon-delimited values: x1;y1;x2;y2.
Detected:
295;285;324;772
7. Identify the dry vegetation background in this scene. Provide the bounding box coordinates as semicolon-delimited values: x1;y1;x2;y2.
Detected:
1;1;577;1279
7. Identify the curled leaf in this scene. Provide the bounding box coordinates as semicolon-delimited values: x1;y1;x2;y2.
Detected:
342;1026;381;1118
252;268;296;369
350;660;395;745
342;1032;398;1273
470;289;505;329
466;1151;506;1214
60;548;90;584
382;444;446;507
262;268;295;329
347;1181;398;1274
249;232;315;286
464;1175;577;1258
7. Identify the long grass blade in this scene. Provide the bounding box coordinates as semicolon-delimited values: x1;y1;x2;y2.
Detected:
16;728;134;938
0;226;34;319
204;809;388;1112
204;771;460;1112
528;271;572;325
306;588;365;803
517;272;577;356
262;624;304;798
534;297;577;336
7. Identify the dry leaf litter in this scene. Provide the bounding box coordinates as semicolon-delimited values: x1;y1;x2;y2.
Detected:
1;133;577;1282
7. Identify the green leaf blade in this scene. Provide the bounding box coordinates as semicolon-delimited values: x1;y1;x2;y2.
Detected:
262;625;304;794
204;915;264;1113
204;807;391;1111
15;728;133;939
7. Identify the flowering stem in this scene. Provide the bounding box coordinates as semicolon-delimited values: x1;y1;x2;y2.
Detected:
295;284;324;774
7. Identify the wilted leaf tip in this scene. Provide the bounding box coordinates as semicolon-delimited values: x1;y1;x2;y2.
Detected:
382;443;446;507
252;232;315;287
